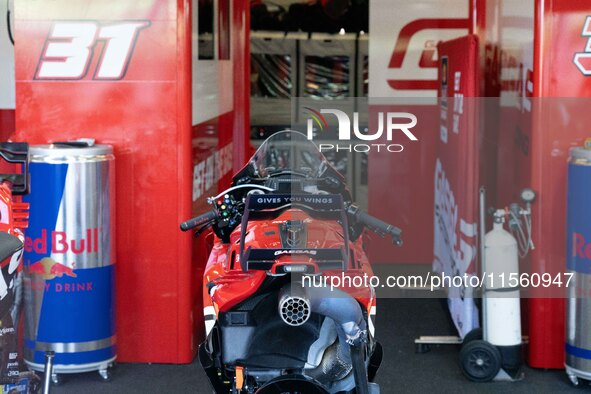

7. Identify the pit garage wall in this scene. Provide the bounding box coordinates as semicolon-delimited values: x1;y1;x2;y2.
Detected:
13;0;249;363
368;0;470;264
0;0;15;137
523;0;591;370
190;0;250;352
371;0;588;369
480;0;591;369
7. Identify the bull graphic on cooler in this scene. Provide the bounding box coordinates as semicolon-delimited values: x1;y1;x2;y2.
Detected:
27;258;76;280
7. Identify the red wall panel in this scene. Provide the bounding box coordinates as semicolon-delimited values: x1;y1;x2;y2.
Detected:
13;0;249;363
525;0;591;369
0;110;15;140
475;0;591;369
368;1;470;264
14;0;192;363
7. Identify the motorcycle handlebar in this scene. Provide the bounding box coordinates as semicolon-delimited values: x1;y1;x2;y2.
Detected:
180;210;218;232
347;205;403;246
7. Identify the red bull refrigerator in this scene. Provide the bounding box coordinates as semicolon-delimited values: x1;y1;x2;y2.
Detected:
566;144;591;386
22;142;115;381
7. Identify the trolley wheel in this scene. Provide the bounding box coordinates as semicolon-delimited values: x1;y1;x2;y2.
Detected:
50;373;63;386
567;373;580;387
459;340;501;382
462;328;483;345
99;367;113;382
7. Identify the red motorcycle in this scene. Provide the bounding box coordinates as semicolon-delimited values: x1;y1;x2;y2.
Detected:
0;142;40;393
181;131;402;394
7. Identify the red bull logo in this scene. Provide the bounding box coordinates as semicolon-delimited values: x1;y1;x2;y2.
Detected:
24;228;100;254
27;257;95;293
27;257;93;293
573;232;591;259
28;257;76;280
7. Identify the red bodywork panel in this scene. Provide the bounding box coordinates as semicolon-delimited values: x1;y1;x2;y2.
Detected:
203;209;374;320
0;183;28;236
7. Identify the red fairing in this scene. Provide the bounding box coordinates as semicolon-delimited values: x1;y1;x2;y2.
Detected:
0;183;28;236
203;209;374;314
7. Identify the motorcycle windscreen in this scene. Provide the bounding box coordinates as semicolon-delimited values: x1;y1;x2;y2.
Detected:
233;130;345;185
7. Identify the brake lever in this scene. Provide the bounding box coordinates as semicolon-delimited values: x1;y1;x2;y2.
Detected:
193;221;214;238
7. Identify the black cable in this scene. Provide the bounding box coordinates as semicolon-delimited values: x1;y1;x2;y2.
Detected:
6;0;14;45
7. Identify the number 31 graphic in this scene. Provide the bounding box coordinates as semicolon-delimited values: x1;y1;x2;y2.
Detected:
35;21;150;80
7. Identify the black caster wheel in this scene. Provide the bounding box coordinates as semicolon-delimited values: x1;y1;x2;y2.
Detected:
98;368;112;382
459;340;501;382
462;328;483;345
50;373;63;386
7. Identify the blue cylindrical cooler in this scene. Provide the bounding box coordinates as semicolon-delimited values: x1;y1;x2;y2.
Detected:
566;144;591;385
22;143;115;375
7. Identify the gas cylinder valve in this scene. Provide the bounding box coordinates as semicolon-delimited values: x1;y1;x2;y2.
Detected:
491;188;536;258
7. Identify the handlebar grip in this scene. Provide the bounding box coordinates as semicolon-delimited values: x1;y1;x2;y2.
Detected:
348;206;403;246
180;210;218;232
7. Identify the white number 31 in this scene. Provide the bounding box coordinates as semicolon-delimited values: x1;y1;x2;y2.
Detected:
36;21;150;80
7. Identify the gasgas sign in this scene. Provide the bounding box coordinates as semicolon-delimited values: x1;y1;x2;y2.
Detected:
369;0;469;98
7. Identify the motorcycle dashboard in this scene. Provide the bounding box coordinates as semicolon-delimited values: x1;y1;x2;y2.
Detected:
238;193;351;272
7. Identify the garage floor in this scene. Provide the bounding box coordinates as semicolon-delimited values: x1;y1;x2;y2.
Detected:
51;298;584;393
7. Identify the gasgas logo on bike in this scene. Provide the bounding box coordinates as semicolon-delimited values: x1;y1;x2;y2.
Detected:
304;107;418;153
24;228;100;254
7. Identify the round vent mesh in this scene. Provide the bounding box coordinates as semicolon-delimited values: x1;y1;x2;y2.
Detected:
279;296;311;326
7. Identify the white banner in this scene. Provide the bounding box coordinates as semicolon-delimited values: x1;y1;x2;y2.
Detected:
0;0;15;109
434;159;479;337
191;0;233;125
369;0;469;99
